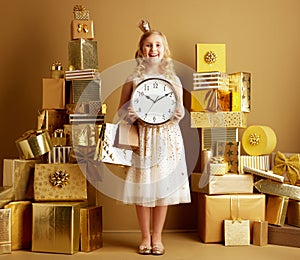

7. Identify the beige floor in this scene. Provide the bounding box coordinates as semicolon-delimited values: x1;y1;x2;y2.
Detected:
3;232;300;260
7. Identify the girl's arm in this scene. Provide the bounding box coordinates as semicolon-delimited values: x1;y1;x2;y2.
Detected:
117;81;133;118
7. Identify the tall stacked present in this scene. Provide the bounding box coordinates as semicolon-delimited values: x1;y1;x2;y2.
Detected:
0;5;103;255
191;43;267;246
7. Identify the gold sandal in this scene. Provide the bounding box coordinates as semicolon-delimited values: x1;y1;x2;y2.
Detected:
138;245;152;255
151;244;165;255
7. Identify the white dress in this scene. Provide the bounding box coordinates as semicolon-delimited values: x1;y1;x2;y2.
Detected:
122;74;191;207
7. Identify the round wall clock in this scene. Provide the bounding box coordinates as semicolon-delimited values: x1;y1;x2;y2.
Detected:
131;78;178;125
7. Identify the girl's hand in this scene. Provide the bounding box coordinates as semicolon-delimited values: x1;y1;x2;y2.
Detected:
127;106;138;123
173;108;184;122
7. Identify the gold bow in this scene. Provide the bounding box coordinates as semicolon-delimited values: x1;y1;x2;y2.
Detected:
49;170;69;188
77;23;89;33
204;51;217;64
272;151;300;185
231;217;243;223
73;5;86;12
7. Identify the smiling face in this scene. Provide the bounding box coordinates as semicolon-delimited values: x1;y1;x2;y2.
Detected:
141;34;165;63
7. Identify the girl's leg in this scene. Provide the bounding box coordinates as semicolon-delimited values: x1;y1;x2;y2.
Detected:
135;205;151;247
152;205;168;246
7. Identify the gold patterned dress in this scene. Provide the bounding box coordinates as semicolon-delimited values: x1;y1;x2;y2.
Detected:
122;74;191;207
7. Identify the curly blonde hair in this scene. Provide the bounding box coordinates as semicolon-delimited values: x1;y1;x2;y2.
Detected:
133;31;177;81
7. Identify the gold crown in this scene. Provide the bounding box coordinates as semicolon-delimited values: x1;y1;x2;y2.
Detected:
138;19;151;33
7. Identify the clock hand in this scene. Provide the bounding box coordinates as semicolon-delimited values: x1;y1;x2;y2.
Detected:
144;95;159;119
154;92;173;103
144;95;155;103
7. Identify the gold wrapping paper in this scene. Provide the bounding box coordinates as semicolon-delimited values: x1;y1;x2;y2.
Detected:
224;219;250;246
193;72;229;90
210;163;227;176
191;111;247;128
0;208;11;254
68;124;101;147
32;201;87;254
0;187;14;201
254;179;300;200
71;76;101;103
243;166;284;183
242;125;277;156
34;163;87;201
0;200;11;208
15;130;53;160
191;173;253;194
42;78;66;109
46;146;72;163
200;149;213;173
268;224;300;248
271;151;300;185
3;159;36;200
253;220;268;246
228;72;251;112
197;193;265;243
37;109;69;135
66;102;89;114
287;200;300;227
80;206;103;252
4;201;32;250
196;43;226;72
73;5;90;20
266;195;289;226
68;39;98;70
201;128;238;151
239;155;270;174
190;89;231;112
216;141;240;173
71;20;94;40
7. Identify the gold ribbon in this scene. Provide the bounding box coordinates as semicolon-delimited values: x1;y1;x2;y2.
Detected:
77;23;89;33
73;4;86;12
210;156;225;164
49;170;69;188
249;133;260;145
204;51;217;64
272;151;300;185
230;196;244;223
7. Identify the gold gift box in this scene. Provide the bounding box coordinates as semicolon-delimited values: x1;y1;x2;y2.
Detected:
191;112;247;128
68;39;98;70
71;20;94;40
287;200;300;227
210;163;227;176
191;89;231;112
195;43;226;72
73;5;90;20
37;109;69;135
224;219;250;246
32;201;87;254
266;195;289;226
71;76;101;103
0;187;14;201
193;72;229;90
228;72;251;112
80;206;103;252
252;220;268;246
191;173;253;194
42;78;66;109
4;201;32;250
197;193;265;243
0;208;11;254
216;141;240;173
15;130;53;160
3;159;36;200
34;163;87;201
239;155;270;174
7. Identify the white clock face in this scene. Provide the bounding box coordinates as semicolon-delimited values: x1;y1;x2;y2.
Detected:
131;78;177;125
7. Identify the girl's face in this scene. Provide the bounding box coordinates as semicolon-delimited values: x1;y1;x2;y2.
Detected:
141;34;165;64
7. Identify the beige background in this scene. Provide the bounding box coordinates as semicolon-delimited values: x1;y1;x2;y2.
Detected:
0;0;299;231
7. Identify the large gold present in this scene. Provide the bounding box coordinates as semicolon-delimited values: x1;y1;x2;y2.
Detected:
71;20;94;40
228;72;251;112
266;195;289;226
15;130;52;160
0;208;11;254
32;201;87;254
37;109;69;135
4;201;32;250
68;39;98;70
191;112;247;128
195;43;226;72
34;163;87;201
191;173;253;194
80;206;103;252
42;78;66;109
197;193;265;243
252;220;268;246
287;200;300;227
3;159;36;200
191;89;231;112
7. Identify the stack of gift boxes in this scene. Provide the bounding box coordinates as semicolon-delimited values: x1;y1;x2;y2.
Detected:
0;5;104;255
190;43;300;247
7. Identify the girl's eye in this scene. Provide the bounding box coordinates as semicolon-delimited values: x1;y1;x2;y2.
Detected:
156;44;161;47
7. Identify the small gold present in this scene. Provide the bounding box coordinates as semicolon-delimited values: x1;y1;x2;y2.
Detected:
196;43;226;72
253;220;268;246
4;201;32;250
73;5;90;20
71;20;94;40
216;141;240;173
287;200;300;227
266;195;289;226
49;61;64;79
42;78;66;109
0;208;12;254
80;206;103;252
34;163;87;201
224;219;250;246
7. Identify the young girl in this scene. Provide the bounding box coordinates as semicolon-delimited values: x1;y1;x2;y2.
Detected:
118;21;191;255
